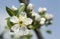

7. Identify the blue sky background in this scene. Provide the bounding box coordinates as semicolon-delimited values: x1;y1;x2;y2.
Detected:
0;0;60;39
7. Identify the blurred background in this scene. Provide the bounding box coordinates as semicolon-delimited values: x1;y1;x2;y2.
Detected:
0;0;60;39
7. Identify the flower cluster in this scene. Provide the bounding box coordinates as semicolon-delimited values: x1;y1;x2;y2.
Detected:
27;3;53;25
6;3;53;38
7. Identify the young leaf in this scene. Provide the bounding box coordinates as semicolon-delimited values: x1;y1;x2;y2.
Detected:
17;4;25;16
6;6;16;16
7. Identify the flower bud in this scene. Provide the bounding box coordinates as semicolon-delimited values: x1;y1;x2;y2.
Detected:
12;5;17;10
40;21;45;25
38;7;47;13
45;14;53;20
31;11;41;21
40;18;46;21
40;18;46;25
27;3;34;11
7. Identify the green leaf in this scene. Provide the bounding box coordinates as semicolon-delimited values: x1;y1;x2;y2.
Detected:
46;30;51;34
6;17;14;29
17;4;25;16
6;6;17;16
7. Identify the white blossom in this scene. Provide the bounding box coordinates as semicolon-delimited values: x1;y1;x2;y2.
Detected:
10;12;33;37
31;11;41;21
27;3;34;11
45;14;53;20
12;5;17;10
38;7;47;13
10;12;33;27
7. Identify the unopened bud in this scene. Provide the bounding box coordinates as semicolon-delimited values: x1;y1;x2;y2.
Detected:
40;18;46;21
45;14;53;20
27;3;34;11
38;7;47;13
40;21;45;25
12;5;17;10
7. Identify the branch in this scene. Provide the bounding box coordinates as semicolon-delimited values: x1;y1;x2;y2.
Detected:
34;29;44;39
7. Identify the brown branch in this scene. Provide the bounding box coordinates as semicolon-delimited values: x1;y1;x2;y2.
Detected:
34;29;44;39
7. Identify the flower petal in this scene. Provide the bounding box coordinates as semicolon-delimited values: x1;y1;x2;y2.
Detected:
11;24;20;32
10;16;19;23
19;27;31;35
14;27;30;37
25;18;33;25
23;29;31;35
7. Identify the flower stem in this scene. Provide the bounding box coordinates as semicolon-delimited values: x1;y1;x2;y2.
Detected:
34;29;44;39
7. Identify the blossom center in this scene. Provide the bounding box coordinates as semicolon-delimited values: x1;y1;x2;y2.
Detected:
19;21;23;24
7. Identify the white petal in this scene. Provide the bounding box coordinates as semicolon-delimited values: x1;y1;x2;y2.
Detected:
11;24;20;32
14;27;30;37
14;30;23;38
15;30;23;36
12;5;17;10
24;29;30;35
25;18;33;25
10;16;19;23
19;27;30;35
